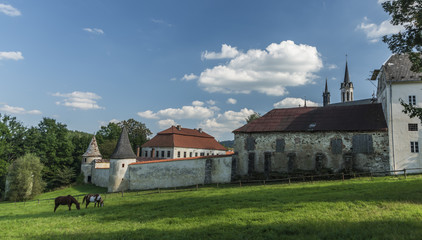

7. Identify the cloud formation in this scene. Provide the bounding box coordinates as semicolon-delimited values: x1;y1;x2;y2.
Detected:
83;28;104;35
0;4;21;16
273;97;319;108
356;17;404;42
197;41;323;96
53;91;104;110
226;98;237;104
138;105;214;120
198;108;255;138
158;119;177;129
201;44;240;60
181;73;198;81
0;104;41;115
0;51;24;61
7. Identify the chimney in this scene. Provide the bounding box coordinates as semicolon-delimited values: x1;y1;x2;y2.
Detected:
198;128;203;133
136;146;140;157
177;125;182;131
152;148;155;158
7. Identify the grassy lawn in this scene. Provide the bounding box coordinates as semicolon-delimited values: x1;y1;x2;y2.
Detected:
1;176;422;239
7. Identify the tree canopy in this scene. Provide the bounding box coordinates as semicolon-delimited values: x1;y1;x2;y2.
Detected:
245;112;261;124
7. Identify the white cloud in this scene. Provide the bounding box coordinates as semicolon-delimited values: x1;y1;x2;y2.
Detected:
83;28;104;35
198;108;255;139
0;104;41;115
170;77;177;81
327;64;337;70
192;100;204;106
356;17;404;43
53;91;104;110
138;105;214;120
137;110;159;119
226;98;237;104
0;4;21;16
181;73;198;81
0;51;24;61
198;40;323;96
158;119;176;129
207;100;216;105
273;97;319;108
201;44;240;60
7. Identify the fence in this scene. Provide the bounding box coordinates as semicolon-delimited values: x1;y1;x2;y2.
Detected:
5;167;422;206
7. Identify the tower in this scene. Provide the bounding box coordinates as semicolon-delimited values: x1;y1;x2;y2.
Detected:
340;60;354;102
323;78;330;107
81;135;102;183
108;126;137;192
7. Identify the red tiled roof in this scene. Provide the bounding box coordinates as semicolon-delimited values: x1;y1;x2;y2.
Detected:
130;153;234;165
233;103;387;133
142;126;227;151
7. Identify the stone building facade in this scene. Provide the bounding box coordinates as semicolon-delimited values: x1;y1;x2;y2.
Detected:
233;104;390;177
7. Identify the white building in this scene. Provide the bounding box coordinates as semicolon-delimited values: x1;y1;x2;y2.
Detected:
141;125;227;160
374;54;422;172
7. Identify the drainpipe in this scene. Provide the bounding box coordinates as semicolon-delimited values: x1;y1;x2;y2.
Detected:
389;73;396;171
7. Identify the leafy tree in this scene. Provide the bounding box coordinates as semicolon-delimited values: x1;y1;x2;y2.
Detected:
246;112;261;123
382;0;422;121
36;118;74;189
69;131;93;175
96;119;152;158
382;0;422;72
6;153;45;201
51;167;76;187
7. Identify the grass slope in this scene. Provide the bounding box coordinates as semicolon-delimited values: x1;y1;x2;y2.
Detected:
2;176;422;239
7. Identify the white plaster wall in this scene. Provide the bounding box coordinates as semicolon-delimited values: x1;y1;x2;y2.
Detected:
234;131;389;175
92;168;109;188
81;163;92;183
129;156;232;190
108;158;136;192
389;83;422;172
142;147;226;159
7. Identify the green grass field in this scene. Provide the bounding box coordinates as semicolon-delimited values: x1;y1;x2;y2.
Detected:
2;176;422;239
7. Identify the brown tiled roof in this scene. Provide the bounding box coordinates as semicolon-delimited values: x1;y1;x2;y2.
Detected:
142;126;227;151
383;54;422;82
233;103;387;133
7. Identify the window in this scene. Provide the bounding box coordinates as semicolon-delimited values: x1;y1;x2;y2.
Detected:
409;95;416;105
195;152;198;157
184;152;186;158
189;152;192;157
409;123;418;131
411;141;419;153
167;151;171;158
156;151;159;157
161;151;164;157
122;164;125;168
200;152;205;156
145;151;148;157
177;151;180;158
84;158;87;163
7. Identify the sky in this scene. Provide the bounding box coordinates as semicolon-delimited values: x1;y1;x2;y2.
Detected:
0;0;403;141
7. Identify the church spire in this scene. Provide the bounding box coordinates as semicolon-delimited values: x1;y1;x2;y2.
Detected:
110;126;136;159
340;56;354;103
323;78;330;107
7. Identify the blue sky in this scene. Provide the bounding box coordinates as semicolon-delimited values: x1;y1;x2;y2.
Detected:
0;0;402;140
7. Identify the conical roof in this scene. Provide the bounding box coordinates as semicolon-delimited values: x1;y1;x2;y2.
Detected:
82;136;102;157
344;61;350;83
110;126;136;159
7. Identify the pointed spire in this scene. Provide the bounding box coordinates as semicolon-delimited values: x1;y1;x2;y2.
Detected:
110;126;136;159
324;78;329;92
344;60;350;83
82;135;102;157
323;78;330;107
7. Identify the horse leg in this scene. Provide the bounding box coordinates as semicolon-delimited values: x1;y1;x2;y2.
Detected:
54;204;58;212
68;203;71;211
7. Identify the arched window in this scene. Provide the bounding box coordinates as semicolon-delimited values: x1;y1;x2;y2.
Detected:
347;92;350;101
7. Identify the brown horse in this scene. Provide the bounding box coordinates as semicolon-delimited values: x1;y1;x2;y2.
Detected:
54;195;80;212
82;194;104;208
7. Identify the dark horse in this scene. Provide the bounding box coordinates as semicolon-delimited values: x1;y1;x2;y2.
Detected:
82;194;104;208
54;195;80;212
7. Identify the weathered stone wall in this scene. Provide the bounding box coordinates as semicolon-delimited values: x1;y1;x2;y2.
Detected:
129;155;233;190
108;158;136;192
91;168;109;188
234;131;389;175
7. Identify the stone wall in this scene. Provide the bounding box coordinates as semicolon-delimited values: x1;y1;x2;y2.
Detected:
129;155;233;190
234;131;389;176
91;168;109;188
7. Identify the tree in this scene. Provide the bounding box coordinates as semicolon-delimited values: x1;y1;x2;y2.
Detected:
382;0;422;121
6;153;45;201
246;112;261;123
382;0;422;72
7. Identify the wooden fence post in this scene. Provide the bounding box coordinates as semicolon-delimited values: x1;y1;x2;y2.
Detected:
311;176;314;184
370;172;373;181
121;191;124;197
239;180;242;187
288;178;291;185
404;169;407;179
342;173;344;182
196;184;198;191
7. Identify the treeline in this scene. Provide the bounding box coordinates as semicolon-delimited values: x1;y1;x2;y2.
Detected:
0;114;151;201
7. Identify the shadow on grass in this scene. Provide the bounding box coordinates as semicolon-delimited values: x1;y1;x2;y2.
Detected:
5;178;422;223
28;219;422;240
